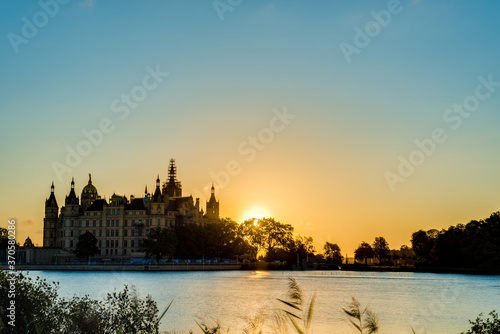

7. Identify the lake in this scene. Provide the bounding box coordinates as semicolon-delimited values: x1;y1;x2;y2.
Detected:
27;270;500;333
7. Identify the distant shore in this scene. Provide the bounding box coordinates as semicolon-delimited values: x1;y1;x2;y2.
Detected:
4;262;499;275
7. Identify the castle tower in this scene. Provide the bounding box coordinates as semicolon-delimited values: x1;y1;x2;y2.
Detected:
152;175;164;203
81;173;98;210
43;182;59;247
206;183;219;220
163;159;182;198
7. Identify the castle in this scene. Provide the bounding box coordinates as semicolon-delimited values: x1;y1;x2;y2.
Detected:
43;159;219;259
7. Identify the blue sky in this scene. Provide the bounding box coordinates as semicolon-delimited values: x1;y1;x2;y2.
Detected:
1;0;500;253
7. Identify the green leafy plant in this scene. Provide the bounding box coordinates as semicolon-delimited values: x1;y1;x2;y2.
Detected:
462;311;500;334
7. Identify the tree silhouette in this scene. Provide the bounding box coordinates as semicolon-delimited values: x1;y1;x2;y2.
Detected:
411;230;434;262
240;217;294;260
142;227;176;263
372;236;390;264
323;242;343;263
75;232;99;260
23;236;34;248
354;242;374;265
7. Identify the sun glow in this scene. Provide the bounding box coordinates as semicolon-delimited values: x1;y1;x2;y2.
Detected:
241;206;270;223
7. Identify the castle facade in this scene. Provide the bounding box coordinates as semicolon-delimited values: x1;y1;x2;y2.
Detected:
43;159;219;259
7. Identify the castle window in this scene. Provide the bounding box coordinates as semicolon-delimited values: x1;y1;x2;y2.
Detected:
116;229;119;236
99;230;102;237
106;220;110;227
70;230;73;237
116;220;120;227
100;221;102;227
108;210;111;215
93;221;96;227
124;229;127;237
111;230;114;237
112;210;115;215
124;220;128;226
70;240;73;247
106;240;109;248
124;240;127;247
106;230;109;237
131;240;134;247
106;249;108;255
124;249;127;254
79;231;82;236
117;210;120;214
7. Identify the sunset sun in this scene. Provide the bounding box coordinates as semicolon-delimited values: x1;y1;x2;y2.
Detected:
241;206;270;222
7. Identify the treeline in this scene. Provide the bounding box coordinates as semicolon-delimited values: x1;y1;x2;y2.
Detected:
141;217;344;264
411;211;500;271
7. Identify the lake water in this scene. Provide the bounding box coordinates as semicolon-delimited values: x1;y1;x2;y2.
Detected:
27;270;500;333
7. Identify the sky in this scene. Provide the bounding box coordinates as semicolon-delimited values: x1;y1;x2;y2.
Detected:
1;0;500;256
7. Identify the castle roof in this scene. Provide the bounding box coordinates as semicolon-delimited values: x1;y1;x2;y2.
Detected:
126;198;148;211
86;199;107;211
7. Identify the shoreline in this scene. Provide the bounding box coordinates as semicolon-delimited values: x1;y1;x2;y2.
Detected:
4;262;499;276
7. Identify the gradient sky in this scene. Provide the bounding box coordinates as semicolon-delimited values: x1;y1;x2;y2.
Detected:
1;0;500;256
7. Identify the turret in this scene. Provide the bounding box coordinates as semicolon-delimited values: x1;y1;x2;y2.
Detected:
206;183;219;220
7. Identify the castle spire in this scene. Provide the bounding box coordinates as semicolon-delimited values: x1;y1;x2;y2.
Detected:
51;181;55;194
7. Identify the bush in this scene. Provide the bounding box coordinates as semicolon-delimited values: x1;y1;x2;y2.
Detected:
462;311;500;334
0;270;165;334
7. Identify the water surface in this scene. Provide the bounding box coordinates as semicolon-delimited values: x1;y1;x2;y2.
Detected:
27;270;500;333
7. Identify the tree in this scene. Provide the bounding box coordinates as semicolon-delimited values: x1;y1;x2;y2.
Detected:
142;227;176;263
75;232;99;260
204;218;251;259
323;242;343;263
354;242;374;265
23;236;34;248
372;236;390;264
411;230;433;262
240;217;294;260
0;227;8;262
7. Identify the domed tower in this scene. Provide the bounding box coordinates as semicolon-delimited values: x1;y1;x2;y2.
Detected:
206;183;219;221
81;173;98;210
43;182;59;247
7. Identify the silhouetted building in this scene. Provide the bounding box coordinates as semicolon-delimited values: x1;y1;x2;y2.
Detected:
43;159;219;259
206;183;220;220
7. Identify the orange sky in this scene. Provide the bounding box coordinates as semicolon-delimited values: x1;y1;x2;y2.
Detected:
1;1;500;256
